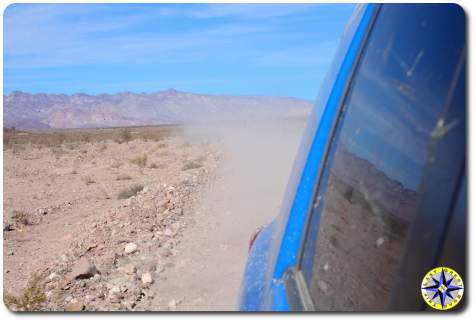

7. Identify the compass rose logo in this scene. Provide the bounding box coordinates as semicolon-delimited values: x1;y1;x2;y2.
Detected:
421;267;464;310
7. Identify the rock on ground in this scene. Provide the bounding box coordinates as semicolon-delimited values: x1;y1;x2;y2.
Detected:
2;135;220;311
141;272;153;285
124;243;138;255
69;258;99;280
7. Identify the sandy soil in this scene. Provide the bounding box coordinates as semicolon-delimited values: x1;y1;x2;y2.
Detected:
3;120;306;311
149;121;306;310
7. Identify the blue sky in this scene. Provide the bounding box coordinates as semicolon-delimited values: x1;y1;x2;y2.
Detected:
4;3;355;100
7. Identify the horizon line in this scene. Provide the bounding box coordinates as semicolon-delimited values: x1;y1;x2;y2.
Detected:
4;88;315;102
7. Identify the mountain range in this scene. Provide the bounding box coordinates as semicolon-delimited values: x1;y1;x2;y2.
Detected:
3;89;313;130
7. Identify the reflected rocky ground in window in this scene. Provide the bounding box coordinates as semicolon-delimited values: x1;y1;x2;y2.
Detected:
310;144;418;311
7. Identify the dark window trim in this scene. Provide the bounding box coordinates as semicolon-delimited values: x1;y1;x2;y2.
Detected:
436;175;466;312
388;47;466;311
288;4;466;312
283;267;314;311
390;165;465;311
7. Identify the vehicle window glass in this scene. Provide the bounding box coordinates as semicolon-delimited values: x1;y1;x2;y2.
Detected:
299;4;465;311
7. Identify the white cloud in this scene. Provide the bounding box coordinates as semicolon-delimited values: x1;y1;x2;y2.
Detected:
4;4;291;68
3;1;355;100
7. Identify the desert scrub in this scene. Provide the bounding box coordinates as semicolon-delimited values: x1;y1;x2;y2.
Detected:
82;175;96;185
110;161;122;169
4;272;47;311
117;184;144;199
195;155;207;163
182;160;203;171
10;143;26;155
129;154;147;167
117;128;132;144
98;144;107;152
116;174;132;181
157;151;170;157
12;210;31;226
65;142;78;150
80;134;91;143
149;162;159;169
42;133;66;148
51;147;67;159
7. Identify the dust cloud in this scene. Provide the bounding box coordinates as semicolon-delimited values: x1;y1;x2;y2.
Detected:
185;119;307;235
161;118;308;310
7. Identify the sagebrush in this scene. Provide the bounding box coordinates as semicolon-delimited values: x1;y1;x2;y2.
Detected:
117;184;144;199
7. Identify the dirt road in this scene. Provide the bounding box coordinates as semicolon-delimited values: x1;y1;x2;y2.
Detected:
150;120;306;310
3;120;306;311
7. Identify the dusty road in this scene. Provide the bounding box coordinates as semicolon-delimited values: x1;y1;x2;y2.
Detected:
151;120;306;310
3;120;306;311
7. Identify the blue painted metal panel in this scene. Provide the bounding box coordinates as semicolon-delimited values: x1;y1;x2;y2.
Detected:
239;221;275;311
239;3;377;311
272;282;290;311
272;3;377;279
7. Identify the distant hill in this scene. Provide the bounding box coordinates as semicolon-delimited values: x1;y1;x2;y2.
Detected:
3;89;312;130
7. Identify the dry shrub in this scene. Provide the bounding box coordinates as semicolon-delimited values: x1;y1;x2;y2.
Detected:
4;272;47;311
110;161;122;169
116;174;132;181
182;160;203;171
195;155;207;163
4;126;177;148
80;134;91;143
129;154;147;167
12;210;31;226
82;176;96;185
65;142;78;150
10;143;26;155
51;147;67;159
117;184;144;199
157;151;169;157
116;128;132;144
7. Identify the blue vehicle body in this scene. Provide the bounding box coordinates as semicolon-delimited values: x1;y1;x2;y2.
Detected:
239;4;376;311
239;3;466;311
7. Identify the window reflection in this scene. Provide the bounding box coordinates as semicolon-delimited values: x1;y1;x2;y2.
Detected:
302;4;465;311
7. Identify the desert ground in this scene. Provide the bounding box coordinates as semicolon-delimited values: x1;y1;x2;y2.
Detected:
3;119;306;311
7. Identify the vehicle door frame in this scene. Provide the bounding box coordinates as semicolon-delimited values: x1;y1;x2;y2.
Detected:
283;3;467;311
